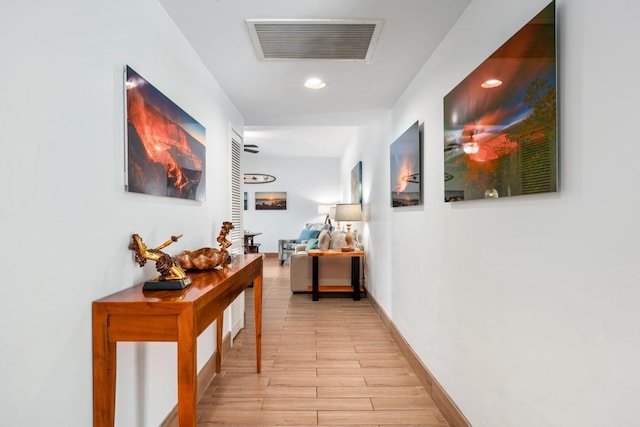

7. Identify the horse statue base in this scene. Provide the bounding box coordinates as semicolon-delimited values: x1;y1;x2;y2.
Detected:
143;276;192;291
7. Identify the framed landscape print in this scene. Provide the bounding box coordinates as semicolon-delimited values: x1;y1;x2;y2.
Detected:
443;1;556;202
125;66;206;201
255;192;287;210
390;121;422;207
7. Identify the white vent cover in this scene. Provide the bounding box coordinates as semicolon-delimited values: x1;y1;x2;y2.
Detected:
246;19;383;62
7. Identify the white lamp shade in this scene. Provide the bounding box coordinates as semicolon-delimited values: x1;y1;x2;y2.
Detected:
334;203;362;222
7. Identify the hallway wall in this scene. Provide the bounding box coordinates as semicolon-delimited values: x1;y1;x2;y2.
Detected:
0;0;243;425
348;0;640;425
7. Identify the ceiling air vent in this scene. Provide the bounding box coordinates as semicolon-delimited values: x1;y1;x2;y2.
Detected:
246;19;383;62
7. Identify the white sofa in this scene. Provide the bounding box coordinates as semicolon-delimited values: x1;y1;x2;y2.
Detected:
289;228;364;293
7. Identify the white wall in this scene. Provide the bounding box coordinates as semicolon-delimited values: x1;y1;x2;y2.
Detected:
350;0;640;426
340;119;394;308
0;1;243;426
243;155;341;253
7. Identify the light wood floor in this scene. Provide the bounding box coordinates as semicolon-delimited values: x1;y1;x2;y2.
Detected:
196;255;449;426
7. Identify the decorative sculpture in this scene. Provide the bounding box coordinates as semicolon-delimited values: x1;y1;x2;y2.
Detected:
174;222;235;271
128;234;192;290
216;221;234;250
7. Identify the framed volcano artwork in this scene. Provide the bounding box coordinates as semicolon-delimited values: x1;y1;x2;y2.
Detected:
443;1;556;202
390;121;422;207
351;161;362;206
125;66;206;201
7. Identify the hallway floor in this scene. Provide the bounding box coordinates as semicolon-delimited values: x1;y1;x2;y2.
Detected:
196;255;449;426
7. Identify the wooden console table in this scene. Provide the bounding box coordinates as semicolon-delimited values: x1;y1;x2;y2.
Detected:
308;249;364;301
92;254;263;427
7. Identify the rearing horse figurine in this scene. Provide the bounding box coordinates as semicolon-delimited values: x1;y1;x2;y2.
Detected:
128;234;188;281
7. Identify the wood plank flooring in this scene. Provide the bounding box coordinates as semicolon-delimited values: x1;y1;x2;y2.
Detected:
196;255;449;426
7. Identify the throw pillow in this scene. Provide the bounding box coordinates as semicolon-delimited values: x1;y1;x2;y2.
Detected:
329;230;347;249
317;229;331;249
306;223;328;231
305;238;319;251
296;228;320;243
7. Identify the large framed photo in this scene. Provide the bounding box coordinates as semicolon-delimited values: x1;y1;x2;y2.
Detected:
390;121;422;207
443;1;557;202
125;66;206;201
351;161;362;206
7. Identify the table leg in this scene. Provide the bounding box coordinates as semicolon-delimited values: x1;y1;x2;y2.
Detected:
216;313;223;373
92;308;116;427
253;272;263;373
351;257;360;301
177;308;197;427
312;256;319;301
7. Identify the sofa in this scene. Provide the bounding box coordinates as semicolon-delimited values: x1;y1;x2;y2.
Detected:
289;226;364;293
278;223;329;265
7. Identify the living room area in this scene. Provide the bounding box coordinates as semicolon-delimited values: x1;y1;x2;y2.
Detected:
242;148;344;258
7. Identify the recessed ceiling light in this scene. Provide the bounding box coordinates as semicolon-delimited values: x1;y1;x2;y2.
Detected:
481;79;502;88
304;78;326;89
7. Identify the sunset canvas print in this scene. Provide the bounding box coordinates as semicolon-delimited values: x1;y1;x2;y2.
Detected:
255;192;287;210
444;1;556;202
125;66;206;201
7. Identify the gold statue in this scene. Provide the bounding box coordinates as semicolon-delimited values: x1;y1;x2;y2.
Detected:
216;221;234;250
174;222;235;271
128;234;188;281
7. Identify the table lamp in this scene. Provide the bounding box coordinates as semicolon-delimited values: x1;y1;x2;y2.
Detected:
334;203;362;252
329;206;336;229
317;204;333;225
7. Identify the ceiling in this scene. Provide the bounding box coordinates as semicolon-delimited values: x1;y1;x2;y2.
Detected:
159;0;471;157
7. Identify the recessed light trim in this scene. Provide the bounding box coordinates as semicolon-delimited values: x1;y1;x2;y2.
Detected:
481;79;503;88
304;78;326;89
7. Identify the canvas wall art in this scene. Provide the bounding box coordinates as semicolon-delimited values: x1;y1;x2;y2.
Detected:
443;1;556;202
351;161;362;206
244;191;248;210
255;192;287;210
390;121;422;207
125;66;206;201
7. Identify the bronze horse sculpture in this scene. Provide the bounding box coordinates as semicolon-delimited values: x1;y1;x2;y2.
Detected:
128;222;235;283
128;234;188;281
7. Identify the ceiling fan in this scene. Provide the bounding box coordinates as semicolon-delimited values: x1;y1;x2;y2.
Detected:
445;128;479;155
244;144;259;154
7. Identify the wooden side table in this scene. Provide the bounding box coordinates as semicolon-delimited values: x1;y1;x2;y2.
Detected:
307;249;364;301
244;232;262;254
92;254;263;427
